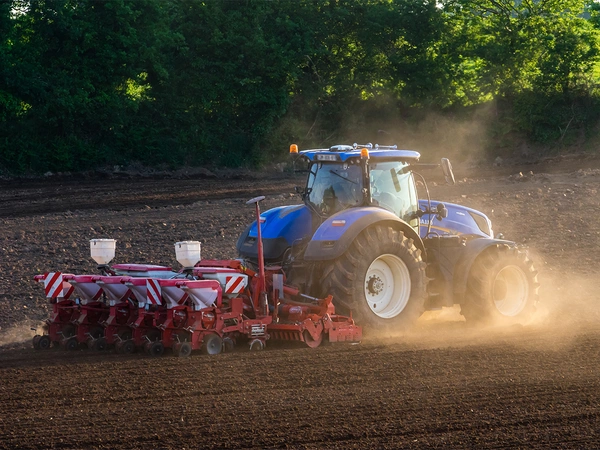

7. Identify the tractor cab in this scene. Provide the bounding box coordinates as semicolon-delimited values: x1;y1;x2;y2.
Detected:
295;143;421;228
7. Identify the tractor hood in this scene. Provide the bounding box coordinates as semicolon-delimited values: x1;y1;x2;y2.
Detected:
236;200;494;263
236;204;314;263
418;200;493;238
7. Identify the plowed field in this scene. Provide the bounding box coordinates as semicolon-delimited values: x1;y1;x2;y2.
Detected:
1;157;600;449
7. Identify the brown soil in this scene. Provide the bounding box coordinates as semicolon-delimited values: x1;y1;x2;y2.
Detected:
1;157;600;449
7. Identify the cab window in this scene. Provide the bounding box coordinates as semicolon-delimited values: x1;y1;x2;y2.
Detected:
369;161;418;224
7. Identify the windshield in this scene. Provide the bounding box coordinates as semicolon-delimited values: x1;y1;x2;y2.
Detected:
306;162;363;216
369;161;418;225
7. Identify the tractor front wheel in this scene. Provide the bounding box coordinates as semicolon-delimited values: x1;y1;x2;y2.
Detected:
461;246;539;325
321;225;427;331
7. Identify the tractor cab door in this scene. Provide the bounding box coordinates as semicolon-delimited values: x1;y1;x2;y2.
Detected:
306;162;363;216
369;161;419;230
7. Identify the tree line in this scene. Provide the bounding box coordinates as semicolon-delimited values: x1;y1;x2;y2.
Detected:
1;0;600;174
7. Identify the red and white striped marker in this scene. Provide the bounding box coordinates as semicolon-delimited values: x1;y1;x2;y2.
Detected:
44;272;64;298
225;275;246;294
146;279;162;305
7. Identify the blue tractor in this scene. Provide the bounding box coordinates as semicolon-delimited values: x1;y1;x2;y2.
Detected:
237;143;539;330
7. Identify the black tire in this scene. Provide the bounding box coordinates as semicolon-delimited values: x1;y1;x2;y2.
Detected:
148;341;164;357
122;339;136;354
201;334;222;355
320;225;427;331
65;337;79;351
37;335;51;350
178;342;192;358
32;335;41;349
460;246;539;325
115;331;132;353
92;337;108;352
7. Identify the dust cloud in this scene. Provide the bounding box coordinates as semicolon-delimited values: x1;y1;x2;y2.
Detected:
284;94;494;165
322;100;495;164
366;270;599;353
372;111;491;164
0;321;42;348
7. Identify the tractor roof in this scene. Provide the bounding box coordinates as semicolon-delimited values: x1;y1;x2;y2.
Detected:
298;144;420;163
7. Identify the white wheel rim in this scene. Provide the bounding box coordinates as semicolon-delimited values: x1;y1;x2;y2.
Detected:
364;254;411;319
493;265;529;317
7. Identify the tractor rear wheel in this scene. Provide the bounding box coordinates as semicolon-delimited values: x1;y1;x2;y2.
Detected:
461;246;539;325
321;225;427;331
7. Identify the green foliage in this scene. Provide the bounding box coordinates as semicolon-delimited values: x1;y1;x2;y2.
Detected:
0;0;173;173
1;0;600;175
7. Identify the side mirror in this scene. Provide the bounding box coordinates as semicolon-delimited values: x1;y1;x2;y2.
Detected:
294;186;305;195
436;203;448;220
441;158;456;185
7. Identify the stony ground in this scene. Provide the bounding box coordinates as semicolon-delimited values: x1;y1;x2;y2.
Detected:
1;155;600;449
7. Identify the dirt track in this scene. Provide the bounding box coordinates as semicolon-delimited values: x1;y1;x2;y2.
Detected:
1;158;600;449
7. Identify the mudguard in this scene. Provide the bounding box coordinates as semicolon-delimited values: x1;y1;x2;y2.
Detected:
419;200;493;238
451;238;518;296
304;207;423;261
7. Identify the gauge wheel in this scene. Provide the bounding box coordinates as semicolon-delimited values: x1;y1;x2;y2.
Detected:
64;337;79;351
177;342;192;358
148;341;164;357
201;334;222;355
